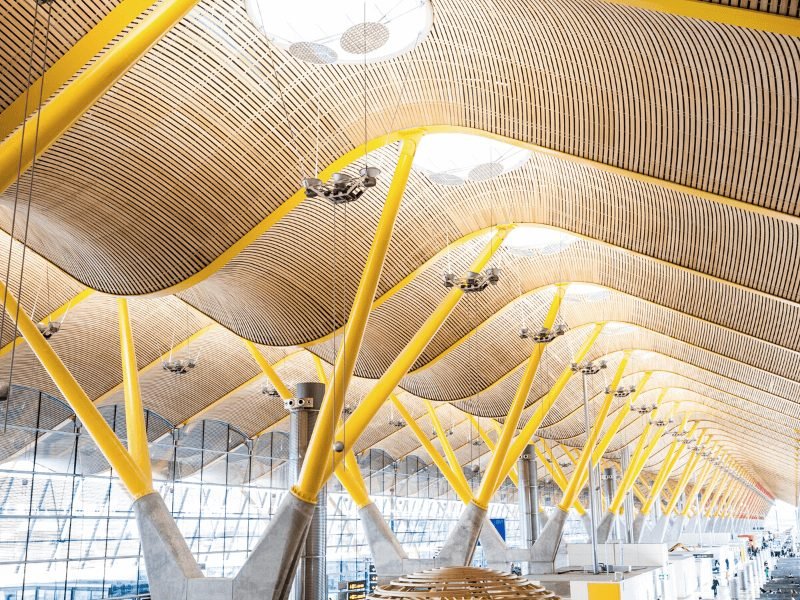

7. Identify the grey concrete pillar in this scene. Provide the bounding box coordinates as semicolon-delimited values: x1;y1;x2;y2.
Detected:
517;444;540;547
288;382;326;600
602;466;621;541
620;447;635;543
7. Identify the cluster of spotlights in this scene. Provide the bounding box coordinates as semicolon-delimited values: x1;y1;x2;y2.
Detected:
388;418;404;428
37;321;61;339
442;267;502;293
648;417;674;427
303;168;380;205
570;360;607;375
606;384;636;398
162;357;198;374
261;384;280;397
519;324;567;343
631;402;658;415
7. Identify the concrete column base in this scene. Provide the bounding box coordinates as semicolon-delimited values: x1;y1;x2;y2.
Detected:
526;507;569;574
437;501;486;566
358;502;408;575
642;515;670;543
581;512;593;539
632;513;647;543
665;514;686;544
595;512;616;543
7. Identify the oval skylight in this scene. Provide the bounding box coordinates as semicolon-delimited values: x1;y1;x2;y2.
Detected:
504;225;578;257
413;133;532;186
563;283;611;302
246;0;433;64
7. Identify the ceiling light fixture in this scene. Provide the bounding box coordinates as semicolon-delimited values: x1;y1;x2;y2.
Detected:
246;0;433;65
413;133;532;186
303;167;380;204
442;267;502;293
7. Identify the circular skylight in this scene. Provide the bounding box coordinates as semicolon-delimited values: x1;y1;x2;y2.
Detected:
246;0;433;65
504;225;578;257
413;133;532;186
563;283;611;302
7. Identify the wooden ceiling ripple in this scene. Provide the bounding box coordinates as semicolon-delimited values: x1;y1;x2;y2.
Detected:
0;0;122;110
1;0;797;300
399;288;800;403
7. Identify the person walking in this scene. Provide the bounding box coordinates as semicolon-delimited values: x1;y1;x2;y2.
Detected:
711;577;719;598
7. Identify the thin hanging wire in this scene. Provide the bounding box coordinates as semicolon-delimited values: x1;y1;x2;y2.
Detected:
3;1;54;434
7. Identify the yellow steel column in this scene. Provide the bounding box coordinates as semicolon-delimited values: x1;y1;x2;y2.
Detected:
557;354;630;512
0;280;151;498
537;442;587;515
244;340;293;400
321;227;511;483
391;395;473;503
475;287;565;507
680;440;712;517
666;435;710;516
425;400;470;492
639;420;696;516
572;372;653;495
467;415;518;486
497;323;606;486
0;0;200;196
117;298;152;488
680;449;716;517
700;464;728;517
607;396;670;514
334;452;371;508
295;133;420;502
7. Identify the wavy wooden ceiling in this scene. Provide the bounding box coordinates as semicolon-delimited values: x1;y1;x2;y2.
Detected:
1;0;797;503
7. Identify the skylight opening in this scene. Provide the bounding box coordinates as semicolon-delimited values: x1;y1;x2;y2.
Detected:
413;133;532;186
503;225;578;257
246;0;433;64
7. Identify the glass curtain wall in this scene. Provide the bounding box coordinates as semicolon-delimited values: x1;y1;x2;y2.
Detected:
0;386;586;599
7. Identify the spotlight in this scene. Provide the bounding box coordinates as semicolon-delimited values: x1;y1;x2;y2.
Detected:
520;324;567;343
261;384;280;397
37;321;61;339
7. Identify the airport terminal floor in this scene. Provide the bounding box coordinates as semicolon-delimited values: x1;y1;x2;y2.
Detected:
1;0;799;598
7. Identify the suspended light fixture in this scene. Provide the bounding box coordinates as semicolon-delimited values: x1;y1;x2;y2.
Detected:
442;267;501;293
519;323;567;342
630;402;658;414
246;0;433;64
413;133;532;186
37;320;61;339
303;167;380;205
162;356;198;374
261;383;280;397
606;384;636;398
504;225;578;257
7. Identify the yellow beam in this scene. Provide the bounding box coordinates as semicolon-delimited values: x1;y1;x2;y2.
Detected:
117;298;152;488
668;435;711;516
294;133;420;503
0;0;200;196
335;451;371;509
391;394;473;503
558;353;630;511
601;0;800;38
466;415;518;486
640;420;696;515
319;227;511;485
537;442;587;515
0;289;94;359
572;372;654;495
426;400;470;492
476;286;565;507
497;323;606;485
244;340;292;400
312;354;328;385
0;0;162;140
608;392;668;513
0;279;151;498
